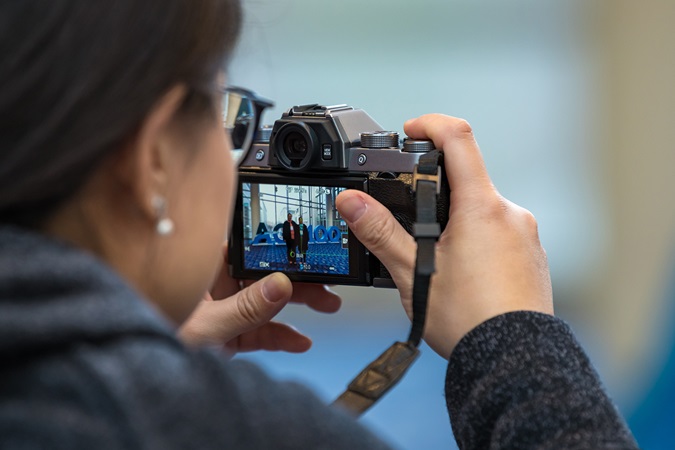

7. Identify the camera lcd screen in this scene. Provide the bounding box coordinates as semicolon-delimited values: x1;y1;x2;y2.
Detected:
240;181;352;276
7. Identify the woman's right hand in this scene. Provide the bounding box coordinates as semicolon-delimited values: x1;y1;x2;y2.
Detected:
336;114;553;360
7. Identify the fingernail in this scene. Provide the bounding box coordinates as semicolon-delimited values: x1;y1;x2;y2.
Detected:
262;274;285;303
339;195;366;223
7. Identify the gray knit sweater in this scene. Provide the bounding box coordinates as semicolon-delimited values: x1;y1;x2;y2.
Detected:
0;227;638;449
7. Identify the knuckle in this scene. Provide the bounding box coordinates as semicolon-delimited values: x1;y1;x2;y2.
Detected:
451;118;474;136
512;204;539;235
439;117;474;142
510;206;543;246
477;196;540;239
521;209;539;231
364;215;398;252
235;288;261;327
478;195;510;222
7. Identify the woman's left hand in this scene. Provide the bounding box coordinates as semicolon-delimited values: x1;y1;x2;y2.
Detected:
179;247;342;355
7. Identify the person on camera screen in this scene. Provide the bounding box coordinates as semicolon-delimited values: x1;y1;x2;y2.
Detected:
298;216;309;263
282;212;300;266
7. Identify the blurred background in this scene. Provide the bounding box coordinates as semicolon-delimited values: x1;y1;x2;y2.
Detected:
229;0;675;448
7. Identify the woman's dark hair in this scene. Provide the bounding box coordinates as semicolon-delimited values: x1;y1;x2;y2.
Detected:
0;0;241;227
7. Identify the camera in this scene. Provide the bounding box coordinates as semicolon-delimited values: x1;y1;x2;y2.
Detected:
229;103;450;287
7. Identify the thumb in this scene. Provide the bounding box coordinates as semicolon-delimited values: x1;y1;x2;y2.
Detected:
181;272;293;347
336;190;416;287
227;272;293;331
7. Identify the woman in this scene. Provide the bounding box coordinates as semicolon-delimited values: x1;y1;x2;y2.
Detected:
0;1;638;448
297;216;309;263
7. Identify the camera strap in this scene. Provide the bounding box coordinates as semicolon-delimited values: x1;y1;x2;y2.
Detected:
332;150;443;416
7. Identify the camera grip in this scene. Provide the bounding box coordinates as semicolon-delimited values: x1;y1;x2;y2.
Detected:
367;171;450;283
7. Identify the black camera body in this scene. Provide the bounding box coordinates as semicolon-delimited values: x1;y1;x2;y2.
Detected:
229;104;449;287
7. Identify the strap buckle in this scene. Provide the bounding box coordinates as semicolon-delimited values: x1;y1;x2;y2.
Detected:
413;164;442;195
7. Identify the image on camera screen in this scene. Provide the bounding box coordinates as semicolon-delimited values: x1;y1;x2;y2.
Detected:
241;182;350;275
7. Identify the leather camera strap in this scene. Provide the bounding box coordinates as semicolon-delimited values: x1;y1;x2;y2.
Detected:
332;149;443;416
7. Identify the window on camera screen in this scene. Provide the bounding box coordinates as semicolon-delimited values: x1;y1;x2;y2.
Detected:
241;182;350;275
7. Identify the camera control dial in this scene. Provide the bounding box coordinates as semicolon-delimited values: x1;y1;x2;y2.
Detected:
360;131;399;149
403;138;435;153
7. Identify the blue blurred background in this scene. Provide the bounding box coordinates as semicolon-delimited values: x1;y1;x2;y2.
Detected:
230;0;675;448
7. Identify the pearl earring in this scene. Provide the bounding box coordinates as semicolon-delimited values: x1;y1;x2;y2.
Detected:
152;196;174;236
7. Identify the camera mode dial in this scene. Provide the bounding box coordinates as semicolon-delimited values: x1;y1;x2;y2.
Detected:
360;131;399;149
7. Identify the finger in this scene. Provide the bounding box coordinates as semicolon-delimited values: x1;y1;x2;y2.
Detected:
336;189;416;286
221;272;292;331
404;114;494;196
238;280;342;313
289;283;342;313
184;272;293;346
225;322;312;354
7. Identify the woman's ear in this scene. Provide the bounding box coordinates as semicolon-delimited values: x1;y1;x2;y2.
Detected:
112;84;189;222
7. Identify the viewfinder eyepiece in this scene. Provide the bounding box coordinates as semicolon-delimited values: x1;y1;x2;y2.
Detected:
274;122;317;171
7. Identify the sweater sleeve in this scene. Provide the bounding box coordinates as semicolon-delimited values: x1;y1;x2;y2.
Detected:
445;311;639;450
